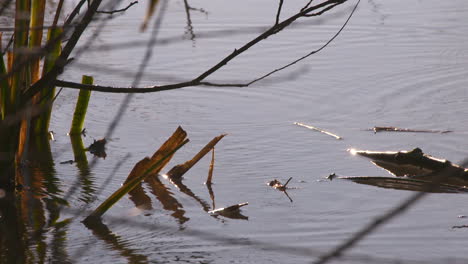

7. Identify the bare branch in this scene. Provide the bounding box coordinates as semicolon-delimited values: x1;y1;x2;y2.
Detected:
302;0;315;12
54;0;357;94
96;1;138;15
193;0;346;83
275;0;284;25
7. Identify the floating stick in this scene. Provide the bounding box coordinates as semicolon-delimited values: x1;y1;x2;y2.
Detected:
294;122;342;140
369;126;452;134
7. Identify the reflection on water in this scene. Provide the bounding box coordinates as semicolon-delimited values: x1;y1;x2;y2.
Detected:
83;219;148;264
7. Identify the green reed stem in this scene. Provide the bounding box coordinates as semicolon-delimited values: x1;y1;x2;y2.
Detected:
69;75;93;135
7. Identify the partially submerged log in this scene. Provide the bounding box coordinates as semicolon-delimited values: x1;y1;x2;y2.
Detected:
343;148;468;191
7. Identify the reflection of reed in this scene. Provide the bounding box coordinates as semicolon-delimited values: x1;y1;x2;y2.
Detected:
70;134;96;203
206;182;215;210
169;176;211;212
0;192;26;263
144;176;189;224
49;219;72;264
0;136;68;263
128;182;153;210
83;219;148;264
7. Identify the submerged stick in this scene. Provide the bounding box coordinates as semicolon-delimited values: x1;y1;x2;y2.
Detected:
369;126;452;134
294;122;342;140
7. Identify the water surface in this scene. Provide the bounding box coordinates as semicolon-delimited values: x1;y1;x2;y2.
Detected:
4;0;468;263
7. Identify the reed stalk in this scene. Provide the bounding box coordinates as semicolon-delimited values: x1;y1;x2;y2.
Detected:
69;75;93;135
0;33;8;120
33;27;62;134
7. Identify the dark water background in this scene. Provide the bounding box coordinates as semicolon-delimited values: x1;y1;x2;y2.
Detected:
3;0;468;263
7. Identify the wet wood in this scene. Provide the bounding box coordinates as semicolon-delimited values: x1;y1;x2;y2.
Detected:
126;126;187;181
369;126;452;134
294;122;342;140
167;134;226;180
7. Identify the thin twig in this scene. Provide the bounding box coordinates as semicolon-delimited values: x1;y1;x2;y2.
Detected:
96;1;138;15
275;0;284;25
52;0;65;28
302;0;315;12
53;0;350;94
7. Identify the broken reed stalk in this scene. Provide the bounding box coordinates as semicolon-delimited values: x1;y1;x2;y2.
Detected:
294;122;342;140
126;126;188;182
206;148;215;185
69;75;93;135
84;138;189;223
167;134;226;180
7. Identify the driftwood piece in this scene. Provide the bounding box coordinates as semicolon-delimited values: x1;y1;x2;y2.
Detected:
369;126;452;134
344;148;468;191
294;122;342;140
167;134;226;180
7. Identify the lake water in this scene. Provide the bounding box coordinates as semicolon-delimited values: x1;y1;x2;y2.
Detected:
3;0;468;263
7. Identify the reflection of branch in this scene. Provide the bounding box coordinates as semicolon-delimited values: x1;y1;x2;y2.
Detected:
46;0;351;95
97;1;138;15
182;0;196;42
